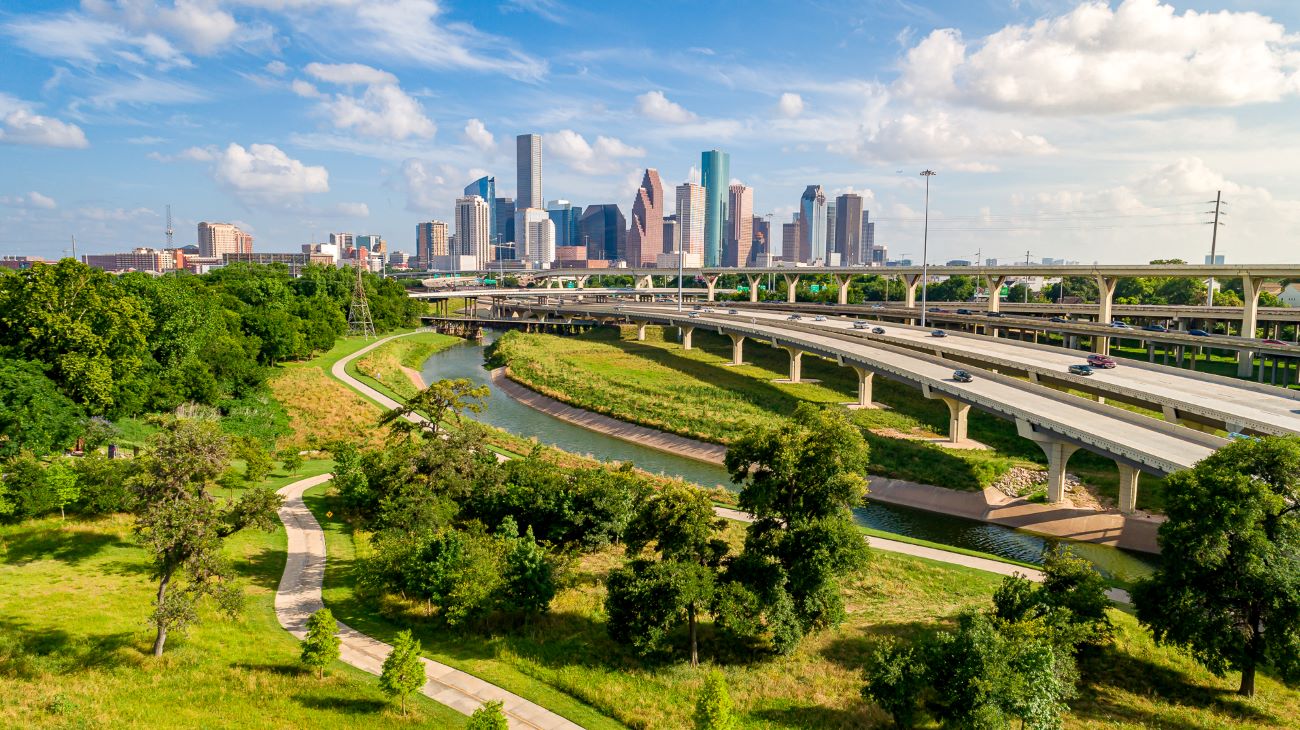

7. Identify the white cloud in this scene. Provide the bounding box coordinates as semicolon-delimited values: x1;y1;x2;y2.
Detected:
636;91;697;123
0;97;89;149
77;206;156;221
776;92;804;118
212;142;330;199
546;129;644;174
848;112;1054;161
329;201;370;217
264;60;289;76
5;9;192;69
464;118;495;152
299;63;435;141
291;80;320;98
898;0;1300;114
0;191;57;209
304;62;397;86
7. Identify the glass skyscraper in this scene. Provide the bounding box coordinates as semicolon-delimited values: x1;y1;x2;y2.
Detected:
464;176;496;246
799;185;827;263
700;149;730;267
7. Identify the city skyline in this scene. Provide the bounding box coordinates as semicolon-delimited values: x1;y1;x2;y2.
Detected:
2;1;1299;264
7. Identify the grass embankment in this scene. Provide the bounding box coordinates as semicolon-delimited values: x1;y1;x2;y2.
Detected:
492;327;1164;507
350;331;461;402
307;484;1299;729
0;465;467;729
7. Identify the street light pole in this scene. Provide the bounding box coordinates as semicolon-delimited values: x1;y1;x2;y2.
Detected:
920;170;936;328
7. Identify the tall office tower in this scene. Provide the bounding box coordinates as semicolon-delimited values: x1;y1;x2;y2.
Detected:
515;208;553;266
355;234;385;254
724;183;753;267
662;215;679;255
782;221;800;260
454;195;492;266
578;204;627;261
198;222;253;256
700;149;730;266
752;215;770;258
835;194;864;266
546;200;582;248
416;221;448;264
626;168;665;267
798;185;827;263
862;218;876;264
825;201;837;261
328;232;354;250
675;182;707;257
871;241;887;266
494;197;515;251
516;134;543;209
464;177;496;244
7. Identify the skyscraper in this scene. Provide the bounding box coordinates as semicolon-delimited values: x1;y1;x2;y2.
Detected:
662;215;679;255
578;204;626;261
516;134;543;210
835;193;864;266
198;222;253;257
416;220;448;265
494;197;515;250
700;149;730;267
675;182;706;257
454;195;492;266
825;201;837;262
862;215;876;265
724;183;753;267
464;176;496;244
626;168;665;267
782;220;800;261
752;216;770;259
547;200;582;248
798;185;827;263
515;208;554;267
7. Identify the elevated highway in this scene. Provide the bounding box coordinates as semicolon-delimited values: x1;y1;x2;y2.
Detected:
500;299;1227;514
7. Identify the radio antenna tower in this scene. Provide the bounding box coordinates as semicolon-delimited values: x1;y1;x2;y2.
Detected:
165;204;174;247
347;260;376;338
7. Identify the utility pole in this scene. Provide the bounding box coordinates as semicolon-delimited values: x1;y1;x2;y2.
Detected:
920;170;936;328
1205;190;1225;307
70;234;77;262
1024;250;1032;303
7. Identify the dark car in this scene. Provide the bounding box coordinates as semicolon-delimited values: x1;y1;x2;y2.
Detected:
1187;329;1210;337
986;311;1005;318
953;369;974;383
1110;321;1132;329
929;307;949;313
1263;338;1286;345
1050;316;1069;323
872;326;886;335
1086;354;1116;369
956;308;973;315
931;330;947;338
1068;364;1094;376
787;314;802;321
1143;324;1168;332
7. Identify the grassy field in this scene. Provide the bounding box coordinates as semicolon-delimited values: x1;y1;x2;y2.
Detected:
306;484;1300;729
491;327;1167;507
351;331;461;402
267;334;400;450
0;467;467;729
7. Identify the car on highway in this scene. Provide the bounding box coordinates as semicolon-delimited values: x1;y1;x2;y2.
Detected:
1086;354;1117;368
813;315;827;321
1068;364;1094;376
872;326;886;334
1050;316;1070;323
727;308;739;315
1110;321;1132;329
692;304;702;311
986;312;1005;318
871;304;885;309
931;329;947;337
956;308;973;315
952;369;974;383
688;312;701;319
929;307;950;313
787;314;802;321
1143;324;1168;332
1187;329;1210;337
852;320;869;329
1263;338;1287;345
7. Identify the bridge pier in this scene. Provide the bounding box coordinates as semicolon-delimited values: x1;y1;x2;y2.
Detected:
1094;275;1120;354
775;346;807;383
705;274;720;302
636;274;653;290
924;385;970;443
727;333;746;366
844;366;875;409
834;274;852;305
577;275;589;289
985;275;1007;313
680;325;695;350
746;274;762;303
1017;419;1079;505
1116;463;1140;514
1238;275;1263;377
637;323;647;341
903;274;920;309
784;274;800;304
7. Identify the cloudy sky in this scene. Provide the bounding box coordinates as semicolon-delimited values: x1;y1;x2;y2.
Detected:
2;0;1298;264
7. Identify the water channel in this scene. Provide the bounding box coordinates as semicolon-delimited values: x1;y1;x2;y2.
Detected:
421;332;1157;583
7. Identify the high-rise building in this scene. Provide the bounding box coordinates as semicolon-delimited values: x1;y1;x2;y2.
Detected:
328;232;354;250
516;134;543;210
825;201;837;262
835;194;864;266
752;216;770;259
355;234;385;255
197;222;253;257
862;218;876;265
546;200;582;249
700;149;730;267
724;183;753;267
662;215;679;255
494;197;515;253
798;185;826;263
578;204;626;261
782;221;800;260
454;195;492;266
675;182;706;258
416;221;449;265
626;169;665;267
464;177;496;244
514;208;551;267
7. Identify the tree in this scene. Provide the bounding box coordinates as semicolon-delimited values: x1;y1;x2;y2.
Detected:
379;629;425;716
993;545;1112;650
300;607;341;679
862;640;930;729
240;439;273;484
278;447;305;475
606;558;715;660
694;669;736;730
0;358;85;458
380;378;489;436
1133;436;1300;696
46;461;78;521
466;700;509;730
132;418;282;656
501;526;557;616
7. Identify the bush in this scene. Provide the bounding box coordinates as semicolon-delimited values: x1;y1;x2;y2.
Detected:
466;700;509;730
694;669;736;730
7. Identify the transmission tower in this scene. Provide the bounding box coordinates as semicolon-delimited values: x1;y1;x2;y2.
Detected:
165;204;174;248
347;261;376;338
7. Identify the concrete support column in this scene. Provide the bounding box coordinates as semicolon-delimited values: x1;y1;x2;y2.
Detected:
636;274;653;290
1238;276;1262;377
835;274;851;305
1017;420;1079;505
847;366;875;409
1094;275;1119;354
784;274;800;304
705;274;720;302
577;275;589;289
1116;462;1140;515
681;325;695;350
783;347;804;383
637;323;647;341
986;275;1008;313
727;333;745;365
746;274;762;303
924;385;969;443
903;274;921;309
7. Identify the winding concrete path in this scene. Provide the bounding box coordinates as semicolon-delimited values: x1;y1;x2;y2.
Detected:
274;473;585;729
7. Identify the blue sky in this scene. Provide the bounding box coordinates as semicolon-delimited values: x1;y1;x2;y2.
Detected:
2;0;1299;264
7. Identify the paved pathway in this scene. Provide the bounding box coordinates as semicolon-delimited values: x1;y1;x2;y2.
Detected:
274;474;584;729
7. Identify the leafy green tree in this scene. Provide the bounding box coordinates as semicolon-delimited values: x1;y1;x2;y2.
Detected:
278;447;305;475
1133;436;1300;696
694;669;736;730
379;629;425;716
501;526;557;616
132;418;282;656
0;358;85;458
300;607;341;679
380;378;489;437
862;639;930;729
240;440;273;484
71;451;138;514
46;461;78;521
993;545;1112;650
606;558;715;661
0;453;60;519
466;700;509;730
